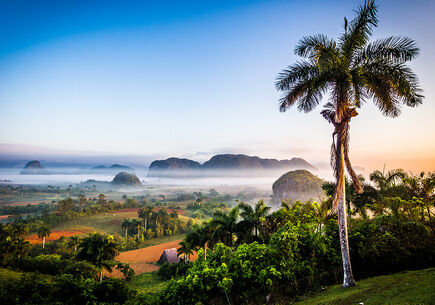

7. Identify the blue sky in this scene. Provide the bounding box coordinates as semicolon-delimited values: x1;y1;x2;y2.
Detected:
0;0;434;170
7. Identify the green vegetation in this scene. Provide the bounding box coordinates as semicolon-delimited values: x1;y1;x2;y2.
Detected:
293;268;435;305
155;167;434;304
0;267;23;280
129;272;167;295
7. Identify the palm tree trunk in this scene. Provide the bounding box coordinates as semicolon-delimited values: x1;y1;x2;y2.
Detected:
335;130;355;287
125;228;128;238
145;217;147;231
42;236;45;249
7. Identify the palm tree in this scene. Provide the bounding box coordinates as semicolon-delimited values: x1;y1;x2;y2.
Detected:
177;240;194;263
131;219;142;238
138;208;147;230
275;0;423;287
144;205;154;230
210;207;239;247
370;168;407;193
186;223;211;259
69;235;81;252
37;226;51;249
403;172;435;221
78;194;87;209
238;200;271;242
77;233;119;282
121;219;132;238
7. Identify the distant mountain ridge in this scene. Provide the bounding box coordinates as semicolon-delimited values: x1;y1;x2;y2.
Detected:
148;154;317;177
91;164;134;172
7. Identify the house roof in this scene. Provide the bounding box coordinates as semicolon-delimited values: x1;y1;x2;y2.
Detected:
158;248;180;264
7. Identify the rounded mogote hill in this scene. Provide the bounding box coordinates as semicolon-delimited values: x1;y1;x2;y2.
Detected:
272;170;324;203
20;160;47;175
111;172;142;186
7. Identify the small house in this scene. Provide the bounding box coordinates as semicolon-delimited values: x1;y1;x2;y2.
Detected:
158;248;180;264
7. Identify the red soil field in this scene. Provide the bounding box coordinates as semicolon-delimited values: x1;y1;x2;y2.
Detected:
26;229;91;244
113;239;197;276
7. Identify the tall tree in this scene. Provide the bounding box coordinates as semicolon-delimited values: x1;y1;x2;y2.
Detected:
238;200;271;242
177;240;194;263
275;0;423;287
77;233;119;282
37;226;51;249
403;172;435;221
69;235;81;252
186;223;211;259
121;219;132;238
370;168;407;194
210;207;239;247
138;205;153;231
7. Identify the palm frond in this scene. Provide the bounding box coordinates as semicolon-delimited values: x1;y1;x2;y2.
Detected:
295;34;335;59
275;61;317;91
363;60;423;116
340;0;378;56
357;36;419;64
320;102;336;123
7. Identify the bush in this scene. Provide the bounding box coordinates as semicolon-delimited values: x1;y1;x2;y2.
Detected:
157;262;191;280
93;278;134;304
64;260;99;279
20;254;66;275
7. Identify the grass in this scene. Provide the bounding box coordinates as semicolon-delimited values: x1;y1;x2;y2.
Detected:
128;272;167;295
53;208;194;236
54;210;141;235
292;268;435;305
136;233;186;248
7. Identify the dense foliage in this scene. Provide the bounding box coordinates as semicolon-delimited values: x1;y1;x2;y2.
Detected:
157;170;435;304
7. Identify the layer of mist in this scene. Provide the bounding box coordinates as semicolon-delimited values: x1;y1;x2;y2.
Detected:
0;167;335;190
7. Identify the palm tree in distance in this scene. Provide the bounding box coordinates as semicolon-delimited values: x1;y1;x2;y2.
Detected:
370;168;407;193
69;235;81;252
37;226;51;249
77;233;119;282
121;219;132;238
186;223;210;259
238;200;271;242
177;240;194;263
275;0;423;287
210;207;239;247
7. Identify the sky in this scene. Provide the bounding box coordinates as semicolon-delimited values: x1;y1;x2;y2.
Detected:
0;0;434;171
